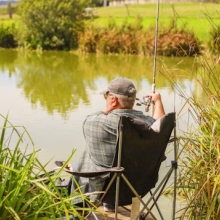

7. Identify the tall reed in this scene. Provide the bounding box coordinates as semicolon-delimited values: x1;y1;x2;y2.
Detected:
0;114;101;219
162;56;220;219
79;17;201;56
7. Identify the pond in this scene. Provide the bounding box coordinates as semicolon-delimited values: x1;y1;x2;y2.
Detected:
0;49;198;218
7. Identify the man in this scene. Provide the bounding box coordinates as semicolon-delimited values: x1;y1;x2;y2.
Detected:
71;77;165;210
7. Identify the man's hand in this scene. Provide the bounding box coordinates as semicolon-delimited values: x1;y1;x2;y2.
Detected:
146;92;162;103
145;92;165;119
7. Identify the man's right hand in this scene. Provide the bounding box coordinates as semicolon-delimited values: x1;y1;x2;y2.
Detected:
145;92;165;119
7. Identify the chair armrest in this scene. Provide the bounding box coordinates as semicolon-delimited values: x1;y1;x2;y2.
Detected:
56;167;124;178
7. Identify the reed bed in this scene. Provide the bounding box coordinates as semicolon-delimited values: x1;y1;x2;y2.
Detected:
0;114;101;219
78;18;201;56
162;56;220;219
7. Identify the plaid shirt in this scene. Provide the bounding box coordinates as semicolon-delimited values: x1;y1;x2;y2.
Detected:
71;109;155;203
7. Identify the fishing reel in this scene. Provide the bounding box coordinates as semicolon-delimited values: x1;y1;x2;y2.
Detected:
136;96;155;112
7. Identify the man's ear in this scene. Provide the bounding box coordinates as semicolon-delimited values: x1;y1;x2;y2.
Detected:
112;96;119;107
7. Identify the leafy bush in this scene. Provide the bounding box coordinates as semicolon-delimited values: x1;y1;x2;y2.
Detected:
17;0;91;50
0;23;17;48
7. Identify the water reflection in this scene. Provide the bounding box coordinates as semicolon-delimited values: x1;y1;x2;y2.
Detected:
0;50;18;77
0;50;196;118
0;50;217;219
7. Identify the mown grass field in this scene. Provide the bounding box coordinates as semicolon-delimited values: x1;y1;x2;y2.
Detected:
0;3;220;42
90;3;220;42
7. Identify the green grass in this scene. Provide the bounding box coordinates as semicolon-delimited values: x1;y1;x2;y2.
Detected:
1;3;220;43
0;114;101;219
162;55;220;219
90;3;220;42
0;18;18;25
95;3;220;20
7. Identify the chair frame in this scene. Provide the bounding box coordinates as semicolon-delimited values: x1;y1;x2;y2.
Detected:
62;112;178;220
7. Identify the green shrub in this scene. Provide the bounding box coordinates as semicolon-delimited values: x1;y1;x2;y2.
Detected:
17;0;91;50
0;23;17;48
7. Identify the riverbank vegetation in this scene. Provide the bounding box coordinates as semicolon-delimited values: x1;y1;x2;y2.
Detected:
92;3;220;42
0;114;100;219
0;2;219;56
78;19;201;56
163;56;220;219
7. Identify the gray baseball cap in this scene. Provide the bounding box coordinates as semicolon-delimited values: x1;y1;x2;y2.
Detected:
100;77;136;97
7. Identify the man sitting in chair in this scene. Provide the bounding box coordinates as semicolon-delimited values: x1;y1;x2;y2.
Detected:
70;77;165;211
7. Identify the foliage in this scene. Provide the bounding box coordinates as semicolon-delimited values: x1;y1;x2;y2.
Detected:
0;23;17;48
143;26;202;57
0;114;100;219
92;0;103;7
1;3;220;52
79;17;141;54
208;24;220;55
162;57;220;219
17;0;91;50
79;18;202;56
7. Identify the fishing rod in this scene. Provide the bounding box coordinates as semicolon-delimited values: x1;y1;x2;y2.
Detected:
136;0;160;113
137;2;178;219
151;0;160;114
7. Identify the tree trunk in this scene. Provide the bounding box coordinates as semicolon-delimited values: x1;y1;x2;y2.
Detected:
8;3;13;19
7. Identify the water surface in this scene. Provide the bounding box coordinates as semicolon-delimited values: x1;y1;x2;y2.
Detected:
0;49;199;218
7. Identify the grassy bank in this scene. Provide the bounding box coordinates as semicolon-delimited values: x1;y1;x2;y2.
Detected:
1;3;220;43
0;114;100;219
163;56;220;219
0;3;219;53
90;3;220;42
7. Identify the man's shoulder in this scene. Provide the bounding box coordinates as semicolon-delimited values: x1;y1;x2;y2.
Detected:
85;111;120;123
110;109;155;125
109;109;144;118
87;111;105;117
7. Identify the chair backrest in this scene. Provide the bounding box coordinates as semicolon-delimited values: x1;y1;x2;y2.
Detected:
102;112;175;206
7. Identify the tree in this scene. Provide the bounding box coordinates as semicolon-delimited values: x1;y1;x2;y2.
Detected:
18;0;91;50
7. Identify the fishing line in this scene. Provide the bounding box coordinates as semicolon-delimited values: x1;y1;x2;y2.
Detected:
149;0;160;116
152;0;160;94
136;0;160;113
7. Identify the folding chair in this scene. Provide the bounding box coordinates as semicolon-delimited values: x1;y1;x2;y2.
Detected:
58;112;177;220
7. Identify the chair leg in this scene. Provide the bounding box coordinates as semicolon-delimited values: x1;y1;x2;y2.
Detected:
140;167;174;220
84;202;100;220
121;174;157;220
150;191;164;220
115;173;121;220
